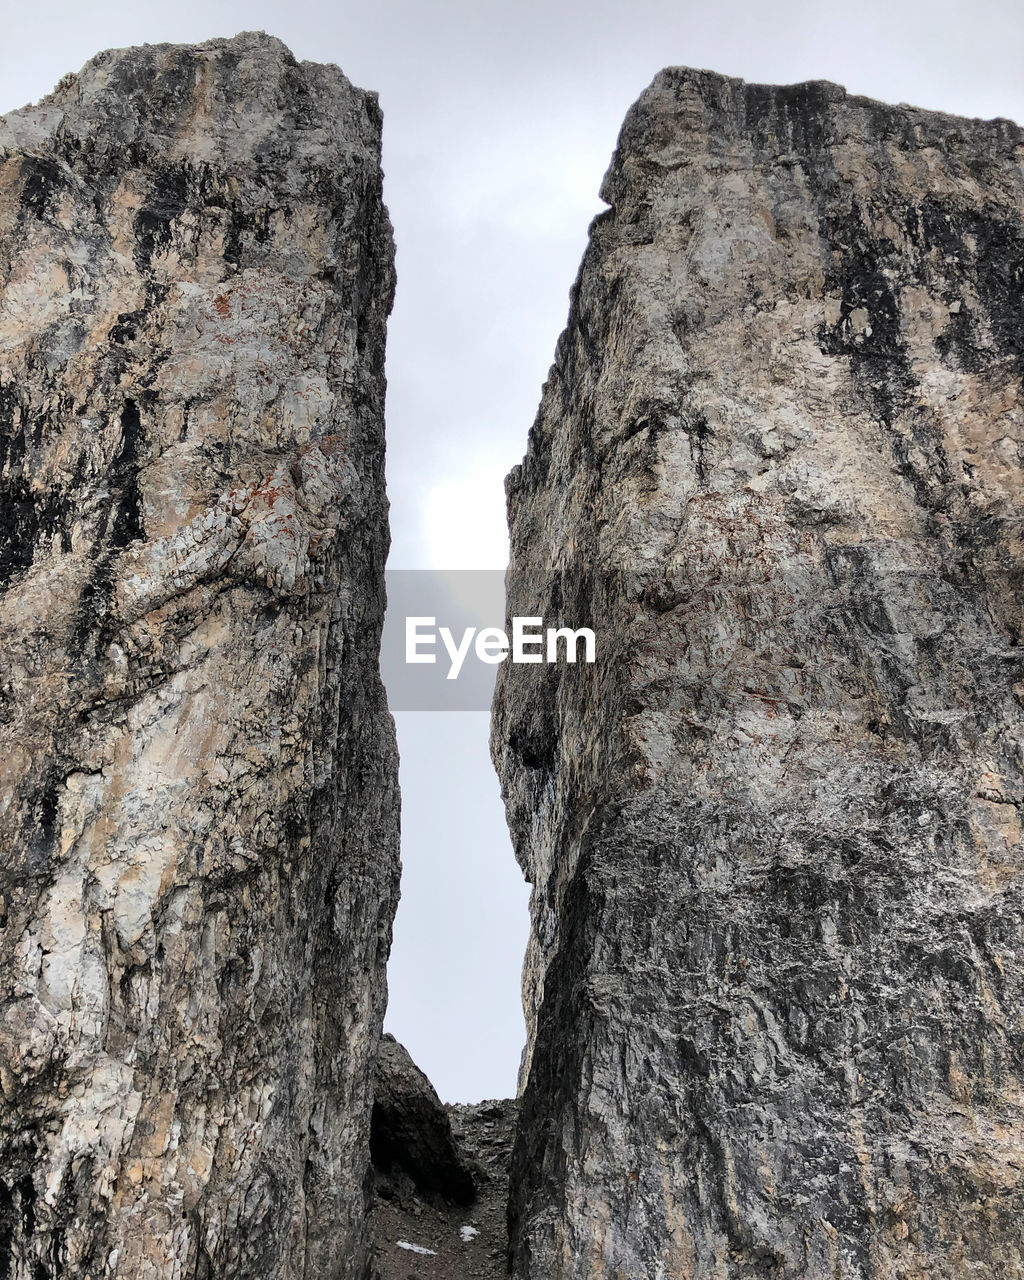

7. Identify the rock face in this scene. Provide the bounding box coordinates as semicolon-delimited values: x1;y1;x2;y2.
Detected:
0;33;398;1280
371;1034;476;1206
370;1073;518;1280
493;71;1024;1278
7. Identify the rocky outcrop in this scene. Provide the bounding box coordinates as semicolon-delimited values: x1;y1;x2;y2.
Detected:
493;71;1024;1278
370;1069;517;1280
0;33;397;1280
371;1034;476;1206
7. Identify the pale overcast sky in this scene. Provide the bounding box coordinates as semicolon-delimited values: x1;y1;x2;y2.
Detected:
3;0;1023;1101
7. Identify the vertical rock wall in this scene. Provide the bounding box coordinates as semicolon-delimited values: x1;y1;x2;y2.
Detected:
493;72;1024;1278
0;33;398;1280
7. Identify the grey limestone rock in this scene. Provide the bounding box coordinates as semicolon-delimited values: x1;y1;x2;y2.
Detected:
0;32;398;1280
493;70;1024;1279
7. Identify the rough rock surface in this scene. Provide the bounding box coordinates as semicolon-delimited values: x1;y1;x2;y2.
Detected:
371;1034;476;1207
0;33;398;1280
493;70;1024;1278
371;1088;517;1280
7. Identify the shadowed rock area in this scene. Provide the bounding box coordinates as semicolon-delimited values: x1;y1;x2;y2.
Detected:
0;33;398;1280
493;70;1024;1278
371;1034;476;1207
369;1039;516;1280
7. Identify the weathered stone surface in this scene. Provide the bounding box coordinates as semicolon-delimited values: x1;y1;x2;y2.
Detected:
371;1034;476;1206
493;71;1024;1278
370;1084;517;1280
0;33;397;1280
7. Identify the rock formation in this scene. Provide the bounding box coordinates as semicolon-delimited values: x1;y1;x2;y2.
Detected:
371;1034;476;1207
370;1054;517;1280
0;33;398;1280
493;72;1024;1278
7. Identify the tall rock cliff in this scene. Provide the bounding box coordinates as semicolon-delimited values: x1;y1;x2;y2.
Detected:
0;33;398;1279
493;72;1024;1278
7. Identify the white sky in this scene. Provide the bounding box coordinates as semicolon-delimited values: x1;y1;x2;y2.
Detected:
3;0;1023;1101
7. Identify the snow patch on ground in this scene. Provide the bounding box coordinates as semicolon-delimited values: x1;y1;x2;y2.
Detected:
397;1240;437;1256
459;1225;480;1242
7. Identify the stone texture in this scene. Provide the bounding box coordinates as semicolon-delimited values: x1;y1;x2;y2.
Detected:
371;1034;476;1206
0;33;398;1280
493;70;1024;1278
370;1085;517;1280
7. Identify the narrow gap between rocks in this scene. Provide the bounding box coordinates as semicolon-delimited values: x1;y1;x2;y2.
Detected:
369;1034;516;1280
